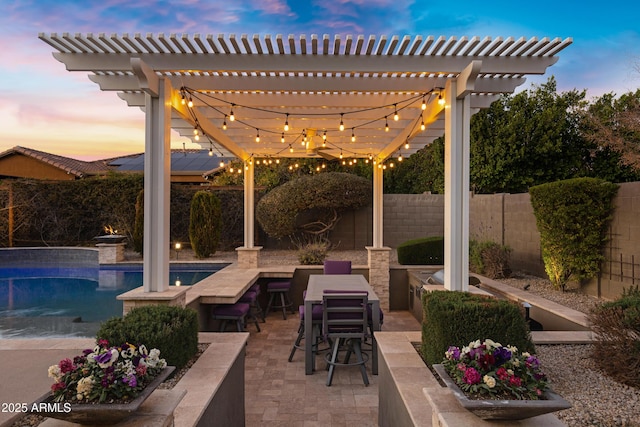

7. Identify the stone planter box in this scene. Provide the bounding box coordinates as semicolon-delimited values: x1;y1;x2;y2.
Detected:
377;331;567;427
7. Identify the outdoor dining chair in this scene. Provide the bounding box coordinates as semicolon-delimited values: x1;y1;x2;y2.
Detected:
323;260;352;275
322;290;369;386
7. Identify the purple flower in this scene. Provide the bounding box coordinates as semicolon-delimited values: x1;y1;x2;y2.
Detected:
445;346;461;360
493;347;512;366
123;374;137;388
526;355;540;369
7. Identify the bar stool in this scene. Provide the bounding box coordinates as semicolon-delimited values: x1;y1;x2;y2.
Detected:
288;303;324;367
248;283;265;322
211;302;254;332
238;290;262;332
264;281;295;319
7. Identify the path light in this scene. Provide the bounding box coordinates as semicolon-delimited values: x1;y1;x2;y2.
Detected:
175;277;182;287
175;242;182;260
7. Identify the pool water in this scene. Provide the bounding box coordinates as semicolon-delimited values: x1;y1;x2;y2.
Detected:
0;264;225;338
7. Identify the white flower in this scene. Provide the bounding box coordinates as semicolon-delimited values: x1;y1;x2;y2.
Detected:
483;375;496;388
469;339;482;349
522;352;531;358
76;376;94;398
508;345;518;353
512;358;521;367
145;348;166;368
507;369;514;375
484;339;501;350
47;365;61;381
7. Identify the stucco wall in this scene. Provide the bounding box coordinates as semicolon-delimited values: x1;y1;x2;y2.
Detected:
381;182;640;299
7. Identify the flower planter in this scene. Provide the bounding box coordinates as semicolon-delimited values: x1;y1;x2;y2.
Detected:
31;366;175;425
433;364;571;420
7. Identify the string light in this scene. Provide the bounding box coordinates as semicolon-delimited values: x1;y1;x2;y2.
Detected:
438;92;445;106
385;117;389;132
289;145;294;153
398;153;403;162
405;141;410;150
284;114;289;131
421;96;427;110
322;130;327;140
351;128;356;142
219;160;225;168
421;117;426;131
187;97;193;108
339;114;345;131
255;129;260;143
208;146;213;156
339;151;343;159
281;133;285;143
229;104;235;121
393;104;399;121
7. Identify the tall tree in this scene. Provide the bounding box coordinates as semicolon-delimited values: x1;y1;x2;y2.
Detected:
470;78;591;193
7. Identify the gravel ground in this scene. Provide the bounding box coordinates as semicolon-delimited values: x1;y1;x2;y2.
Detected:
501;272;640;427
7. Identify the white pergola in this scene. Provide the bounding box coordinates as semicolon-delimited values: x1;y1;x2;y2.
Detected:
40;33;571;299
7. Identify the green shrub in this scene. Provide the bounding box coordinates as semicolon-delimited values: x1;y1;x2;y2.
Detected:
133;189;144;254
397;236;444;265
421;290;535;366
529;177;618;290
297;240;330;265
256;172;372;239
588;286;640;387
189;191;222;258
96;305;199;369
469;240;512;279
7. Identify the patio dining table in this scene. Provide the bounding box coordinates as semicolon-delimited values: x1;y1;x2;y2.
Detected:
304;274;381;375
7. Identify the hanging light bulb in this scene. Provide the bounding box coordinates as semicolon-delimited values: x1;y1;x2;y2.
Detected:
281;133;285;143
339;151;343;159
352;158;357;163
222;117;227;130
289;145;294;153
421;96;427;110
255;129;260;143
438;92;445;106
393;104;399;121
421;117;426;131
284;114;289;131
229;105;235;121
219;160;225;168
390;162;395;168
194;134;200;141
339;114;345;131
398;154;403;162
276;158;280;164
229;167;234;173
181;93;186;105
208;147;213;156
351;128;356;142
322;130;327;140
238;168;242;174
385;117;389;132
187;97;194;108
322;163;326;169
405;141;410;150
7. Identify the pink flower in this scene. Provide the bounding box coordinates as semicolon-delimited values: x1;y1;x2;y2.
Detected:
463;367;482;385
509;375;522;387
496;367;509;381
58;358;75;374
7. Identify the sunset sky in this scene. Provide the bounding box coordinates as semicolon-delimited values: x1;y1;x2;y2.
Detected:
1;0;638;160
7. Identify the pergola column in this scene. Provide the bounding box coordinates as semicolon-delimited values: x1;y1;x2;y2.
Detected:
237;159;261;268
143;77;171;293
443;78;471;292
367;163;390;310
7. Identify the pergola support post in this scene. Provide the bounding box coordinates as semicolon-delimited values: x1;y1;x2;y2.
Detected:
368;164;390;310
143;77;171;293
443;79;471;292
236;159;261;268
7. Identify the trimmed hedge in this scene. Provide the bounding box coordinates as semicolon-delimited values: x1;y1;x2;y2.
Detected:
421;290;535;366
189;191;222;258
529;177;618;290
96;305;199;369
397;236;444;265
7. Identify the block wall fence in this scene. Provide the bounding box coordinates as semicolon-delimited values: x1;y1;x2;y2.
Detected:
331;182;640;300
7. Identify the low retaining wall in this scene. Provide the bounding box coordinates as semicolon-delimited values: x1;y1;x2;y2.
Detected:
0;247;98;267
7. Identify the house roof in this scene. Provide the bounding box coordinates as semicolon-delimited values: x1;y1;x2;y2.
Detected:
0;146;230;179
0;146;112;178
39;33;572;165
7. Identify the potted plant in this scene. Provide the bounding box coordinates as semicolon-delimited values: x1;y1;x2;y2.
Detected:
433;338;571;420
32;340;174;425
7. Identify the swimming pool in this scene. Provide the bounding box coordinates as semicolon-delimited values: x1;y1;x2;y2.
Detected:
0;263;227;338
